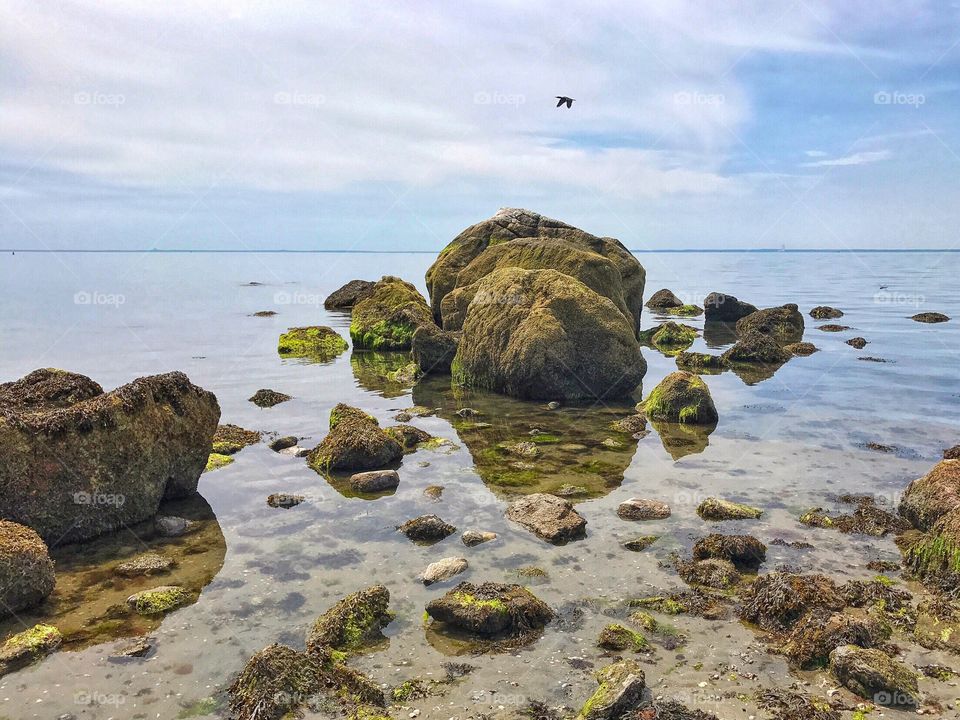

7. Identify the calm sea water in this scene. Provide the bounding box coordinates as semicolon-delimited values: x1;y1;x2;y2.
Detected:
0;250;957;719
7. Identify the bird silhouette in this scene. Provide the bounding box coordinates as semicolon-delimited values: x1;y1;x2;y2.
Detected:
555;96;574;108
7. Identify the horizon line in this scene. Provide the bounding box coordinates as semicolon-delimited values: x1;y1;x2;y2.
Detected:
2;248;958;254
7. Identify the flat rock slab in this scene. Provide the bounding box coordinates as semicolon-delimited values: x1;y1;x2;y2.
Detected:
617;498;671;521
505;493;586;543
420;557;468;585
115;552;175;577
350;469;400;493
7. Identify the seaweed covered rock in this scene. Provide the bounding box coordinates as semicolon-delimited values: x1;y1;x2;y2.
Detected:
248;388;291;408
212;424;261;455
739;573;844;632
426;208;646;331
411;324;459;374
0;521;55;615
127;585;192;615
829;645;919;706
810;306;844;319
324;279;376;310
228;643;326;720
721;329;792;366
646;288;683;309
735;304;804;342
452;267;645;401
505;493;586;543
277;326;348;360
425;582;553;635
307;404;403;473
350;276;434;351
384;424;431;450
0;369;219;545
911;312;949;323
801;498;908;537
397;514;456;543
897;460;960;587
576;658;645;720
0;623;61;676
638;322;698;353
781;610;889;669
640;371;718;425
696;497;762;521
692;534;766;569
704;292;757;322
306;584;392;655
675;351;725;372
899;459;960;531
597;623;648;651
677;558;741;589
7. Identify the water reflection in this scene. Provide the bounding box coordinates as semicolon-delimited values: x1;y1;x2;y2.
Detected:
650;419;717;460
350;351;417;398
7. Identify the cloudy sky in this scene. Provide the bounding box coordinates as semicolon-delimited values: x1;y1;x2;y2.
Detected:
1;1;959;250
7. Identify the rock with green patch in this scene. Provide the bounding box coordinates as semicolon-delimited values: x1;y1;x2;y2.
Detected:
0;623;61;675
899;459;960;532
617;497;671;520
412;324;459;374
212;424;261;454
638;322;698;353
324;279;376;310
597;623;648;652
692;534;766;569
735;304;804;342
829;645;919;706
660;304;703;317
575;658;645;720
506;493;586;543
307;404;403;473
306;584;392;654
277;326;348;360
640;371;718;425
451;267;646;401
696;497;762;521
127;585;192;615
810;306;843;319
0;521;55;616
675;351;725;371
425;581;553;635
204;452;234;472
383;423;431;451
721;329;791;365
0;369;219;546
350;276;434;351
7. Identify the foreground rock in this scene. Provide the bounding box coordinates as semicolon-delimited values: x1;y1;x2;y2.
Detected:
349;469;400;493
639;371;718;424
735;304;804;342
419;557;468;585
829;645;919;706
0;624;61;676
0;369;219;545
425;581;553;635
0;521;55;615
617;498;671;520
277;326;348;360
898;459;960;586
350;275;434;351
704;292;758;322
452;267;646;401
426;208;646;331
576;659;645;720
307;404;402;473
696;497;762;521
306;584;392;654
324;279;376;310
411;324;459;374
739;573;844;631
506;493;586;543
397;515;457;543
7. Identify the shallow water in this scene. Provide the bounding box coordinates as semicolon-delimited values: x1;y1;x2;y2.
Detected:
0;250;958;719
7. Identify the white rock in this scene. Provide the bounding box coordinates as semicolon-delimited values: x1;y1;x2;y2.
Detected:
419;556;468;585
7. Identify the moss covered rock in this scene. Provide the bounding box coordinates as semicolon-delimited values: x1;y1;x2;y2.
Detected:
829;645;919;706
785;341;818;356
228;643;326;720
721;329;792;365
638;322;698;353
212;424;261;454
899;459;960;531
640;371;718;425
735;304;804;342
127;585;192;615
782;610;889;669
739;573;844;632
575;658;645;720
675;351;725;371
425;581;553;635
278;326;348;360
692;533;766;569
325;279;376;310
0;521;54;616
810;306;844;319
451;267;645;401
597;623;648;651
696;497;762;521
426;208;646;331
350;276;434;351
307;404;403;473
411;324;459;374
0;623;61;676
0;369;219;545
677;558;741;589
306;584;392;655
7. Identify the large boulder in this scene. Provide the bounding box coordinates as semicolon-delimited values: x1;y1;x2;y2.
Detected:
426;208;645;330
829;645;919;707
307;404;402;473
411;324;459;375
735;304;804;342
0;521;55;615
898;460;960;586
452;268;645;401
324;279;376;310
349;276;434;351
425;581;553;635
0;369;219;545
506;493;587;543
899;459;960;530
640;371;718;424
704;292;758;322
575;659;646;720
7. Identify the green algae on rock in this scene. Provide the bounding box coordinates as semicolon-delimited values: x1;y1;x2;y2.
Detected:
829;644;919;706
306;584;392;655
277;325;348;360
735;303;805;342
425;582;553;636
350;275;434;351
739;573;844;632
660;303;703;317
638;321;698;354
350;351;420;398
721;329;791;366
640;371;718;425
228;643;327;720
696;497;762;521
307;403;403;473
204;452;234;472
0;623;61;676
211;423;261;454
127;585;192;615
0;520;55;616
575;658;645;720
0;368;219;545
596;623;648;651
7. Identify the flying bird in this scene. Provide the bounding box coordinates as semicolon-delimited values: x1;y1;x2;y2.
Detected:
555;96;574;108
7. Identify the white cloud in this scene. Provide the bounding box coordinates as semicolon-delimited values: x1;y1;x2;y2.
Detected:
801;150;892;167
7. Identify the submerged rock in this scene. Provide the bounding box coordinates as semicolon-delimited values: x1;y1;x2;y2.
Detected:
646;288;683;309
0;624;61;676
425;581;553;635
115;552;174;578
268;435;298;451
801;498;908;536
127;585;192;615
810;306;844;319
505;493;587;543
350;275;434;351
576;658;645;720
692;534;766;569
306;584;392;654
420;557;468;585
452;267;646;401
829;645;919;706
307;404;403;473
411;324;459;374
249;388;291;407
277;326;348;360
397;515;457;543
0;369;219;545
704;292;758;322
639;371;718;424
617;498;671;521
212;423;261;454
739;573;844;632
818;324;850;332
846;337;868;349
324;279;376;310
461;530;497;547
911;312;949;323
696;497;762;521
660;303;703;317
155;515;195;538
349;469;400;493
0;521;55;615
735;304;804;342
623;536;658;552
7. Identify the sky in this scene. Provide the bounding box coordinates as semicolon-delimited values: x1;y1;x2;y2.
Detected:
1;0;959;251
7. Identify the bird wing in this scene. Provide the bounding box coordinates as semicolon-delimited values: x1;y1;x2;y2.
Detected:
556;97;565;107
564;98;573;108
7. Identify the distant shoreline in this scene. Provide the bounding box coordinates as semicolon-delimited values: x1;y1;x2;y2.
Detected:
2;248;957;254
